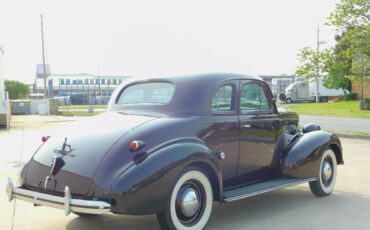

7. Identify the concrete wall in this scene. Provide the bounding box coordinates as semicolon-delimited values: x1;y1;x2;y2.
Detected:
30;99;46;114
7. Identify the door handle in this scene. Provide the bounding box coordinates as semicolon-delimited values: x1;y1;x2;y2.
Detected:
242;123;251;129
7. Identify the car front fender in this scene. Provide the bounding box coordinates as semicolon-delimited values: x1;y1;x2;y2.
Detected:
110;141;222;215
282;130;342;179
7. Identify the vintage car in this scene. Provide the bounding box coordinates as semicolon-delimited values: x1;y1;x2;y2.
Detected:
6;73;343;230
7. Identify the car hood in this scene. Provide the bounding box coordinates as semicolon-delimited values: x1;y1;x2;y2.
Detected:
24;112;157;196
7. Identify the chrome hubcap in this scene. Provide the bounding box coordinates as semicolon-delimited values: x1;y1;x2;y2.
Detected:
322;160;333;183
180;188;200;217
175;180;205;226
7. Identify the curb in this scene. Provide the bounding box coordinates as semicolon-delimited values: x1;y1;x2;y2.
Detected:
334;132;370;140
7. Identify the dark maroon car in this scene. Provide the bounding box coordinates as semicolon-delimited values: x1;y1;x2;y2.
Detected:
7;73;343;229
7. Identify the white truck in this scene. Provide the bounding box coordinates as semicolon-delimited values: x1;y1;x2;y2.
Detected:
278;78;345;103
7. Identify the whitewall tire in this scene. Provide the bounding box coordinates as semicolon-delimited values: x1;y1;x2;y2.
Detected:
157;167;213;230
309;149;337;197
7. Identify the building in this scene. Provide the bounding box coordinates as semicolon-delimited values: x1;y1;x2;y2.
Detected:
0;47;4;101
33;65;130;104
259;75;298;97
352;79;370;99
0;46;10;127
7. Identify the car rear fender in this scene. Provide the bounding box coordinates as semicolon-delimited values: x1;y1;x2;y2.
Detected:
282;130;343;179
111;141;222;215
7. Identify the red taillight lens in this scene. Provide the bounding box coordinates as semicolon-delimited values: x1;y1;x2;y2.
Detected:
130;141;139;151
42;136;48;143
130;140;145;152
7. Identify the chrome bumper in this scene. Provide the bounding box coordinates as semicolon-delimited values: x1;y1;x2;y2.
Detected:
6;177;111;215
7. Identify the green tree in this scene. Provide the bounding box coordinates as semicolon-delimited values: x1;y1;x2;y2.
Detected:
327;0;369;109
295;46;330;79
4;80;30;99
327;0;369;31
322;40;352;90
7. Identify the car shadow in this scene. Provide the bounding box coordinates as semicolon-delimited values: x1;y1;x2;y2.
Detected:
66;213;160;230
66;186;370;230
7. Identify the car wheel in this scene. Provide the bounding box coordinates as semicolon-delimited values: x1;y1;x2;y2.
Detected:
309;148;337;197
286;98;292;104
157;167;213;230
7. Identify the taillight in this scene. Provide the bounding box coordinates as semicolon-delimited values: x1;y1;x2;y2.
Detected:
42;136;50;143
130;140;145;152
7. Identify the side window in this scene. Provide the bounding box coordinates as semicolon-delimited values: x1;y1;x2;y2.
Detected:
211;85;233;112
240;83;271;112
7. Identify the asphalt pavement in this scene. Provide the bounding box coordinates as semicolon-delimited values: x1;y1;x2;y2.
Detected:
300;115;370;134
1;117;370;230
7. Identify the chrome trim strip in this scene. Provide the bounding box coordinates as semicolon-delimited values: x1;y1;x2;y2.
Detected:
224;177;317;202
6;177;111;215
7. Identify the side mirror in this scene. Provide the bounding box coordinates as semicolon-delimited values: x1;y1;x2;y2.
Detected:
302;123;321;133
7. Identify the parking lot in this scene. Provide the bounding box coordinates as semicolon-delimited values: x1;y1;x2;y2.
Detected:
1;117;370;230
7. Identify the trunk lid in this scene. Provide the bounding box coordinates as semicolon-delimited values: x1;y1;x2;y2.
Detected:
25;112;157;196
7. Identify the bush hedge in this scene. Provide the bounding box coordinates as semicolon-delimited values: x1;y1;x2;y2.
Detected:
365;98;370;110
343;93;357;101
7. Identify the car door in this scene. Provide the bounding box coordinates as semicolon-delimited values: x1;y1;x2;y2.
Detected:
200;80;240;189
237;80;280;185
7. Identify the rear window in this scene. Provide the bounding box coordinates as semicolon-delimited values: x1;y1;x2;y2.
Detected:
117;82;174;105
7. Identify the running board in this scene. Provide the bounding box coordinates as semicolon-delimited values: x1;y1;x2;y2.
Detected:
223;177;317;202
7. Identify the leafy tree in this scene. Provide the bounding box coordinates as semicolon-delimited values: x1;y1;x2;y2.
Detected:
326;0;369;109
322;39;352;90
295;46;343;102
327;0;369;31
4;80;30;99
295;46;330;79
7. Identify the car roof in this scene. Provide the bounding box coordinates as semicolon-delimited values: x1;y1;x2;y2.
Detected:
124;73;262;85
107;73;265;116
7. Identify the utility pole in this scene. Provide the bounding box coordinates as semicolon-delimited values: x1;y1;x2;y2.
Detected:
361;55;364;109
315;24;320;103
358;28;366;110
97;68;101;97
41;14;48;98
315;24;327;103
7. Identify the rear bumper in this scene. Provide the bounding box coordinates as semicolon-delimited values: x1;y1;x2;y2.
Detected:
6;177;111;215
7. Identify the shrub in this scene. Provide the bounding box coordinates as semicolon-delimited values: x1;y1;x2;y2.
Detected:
365;98;370;110
343;93;357;101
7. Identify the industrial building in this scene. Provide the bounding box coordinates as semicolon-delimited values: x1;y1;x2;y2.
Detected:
33;64;130;104
31;65;300;104
0;46;10;127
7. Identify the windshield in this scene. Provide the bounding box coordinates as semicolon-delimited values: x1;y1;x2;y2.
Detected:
117;82;174;105
285;84;294;91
